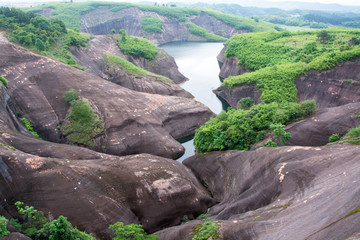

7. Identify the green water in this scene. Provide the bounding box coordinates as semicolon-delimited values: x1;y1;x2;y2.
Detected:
161;41;226;161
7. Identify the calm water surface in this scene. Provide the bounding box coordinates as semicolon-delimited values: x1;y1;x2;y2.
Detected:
161;41;225;162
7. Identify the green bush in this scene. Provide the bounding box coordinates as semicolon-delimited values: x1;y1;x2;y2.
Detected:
270;123;291;145
264;140;278;147
329;133;340;143
239;97;254;109
62;88;78;103
194;100;316;153
20;117;40;139
13;201;94;239
141;15;163;33
192;214;219;240
0;216;9;237
109;222;158;240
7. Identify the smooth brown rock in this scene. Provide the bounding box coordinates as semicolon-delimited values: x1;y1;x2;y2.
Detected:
0;35;213;159
157;145;360;239
70;35;189;89
0;146;214;239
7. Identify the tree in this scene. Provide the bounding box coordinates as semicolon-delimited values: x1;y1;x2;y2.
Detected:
270;123;291;145
111;29;116;34
35;38;45;51
317;30;333;44
109;222;158;240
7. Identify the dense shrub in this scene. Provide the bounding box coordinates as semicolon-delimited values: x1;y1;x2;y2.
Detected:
194;100;316;152
239;97;255;109
141;15;163;33
192;214;219;240
13;201;94;239
109;222;158;240
0;216;9;237
329;133;340;143
1;7;89;69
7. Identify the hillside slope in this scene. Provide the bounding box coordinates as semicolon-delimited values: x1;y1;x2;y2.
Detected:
29;2;276;45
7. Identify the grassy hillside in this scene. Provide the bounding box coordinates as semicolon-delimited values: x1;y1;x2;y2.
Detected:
26;1;276;32
194;28;360;153
223;28;360;103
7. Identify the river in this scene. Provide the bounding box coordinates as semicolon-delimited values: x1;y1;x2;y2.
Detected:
161;41;226;162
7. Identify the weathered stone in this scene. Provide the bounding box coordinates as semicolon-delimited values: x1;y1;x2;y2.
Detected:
70;35;189;89
0;35;213;159
157;145;360;239
0;146;214;239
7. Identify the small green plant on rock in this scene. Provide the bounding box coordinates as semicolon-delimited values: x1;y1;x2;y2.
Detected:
0;76;8;89
329;133;340;143
109;222;158;240
264;140;278;147
192;214;220;240
20;117;40;139
0;216;10;237
61;89;104;146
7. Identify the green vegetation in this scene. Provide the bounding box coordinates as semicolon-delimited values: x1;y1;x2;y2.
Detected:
62;89;104;147
0;216;9;237
0;143;16;150
204;9;275;32
62;88;78;103
263;140;278;147
141;15;163;33
5;201;95;239
115;32;159;61
0;7;89;70
223;29;360;103
329;133;340;143
239;97;255;109
185;22;227;42
103;53;172;83
20;117;40;139
339;125;360;144
25;2;276;32
192;214;219;240
270;123;291;146
194;100;316;153
0;76;9;89
109;222;158;240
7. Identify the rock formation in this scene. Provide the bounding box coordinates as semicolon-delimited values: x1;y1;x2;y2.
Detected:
0;146;214;239
157;144;360;239
215;47;360;109
0;34;213;159
69;35;189;89
78;7;244;45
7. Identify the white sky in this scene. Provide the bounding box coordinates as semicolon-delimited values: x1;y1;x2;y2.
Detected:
266;0;360;6
2;0;360;7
